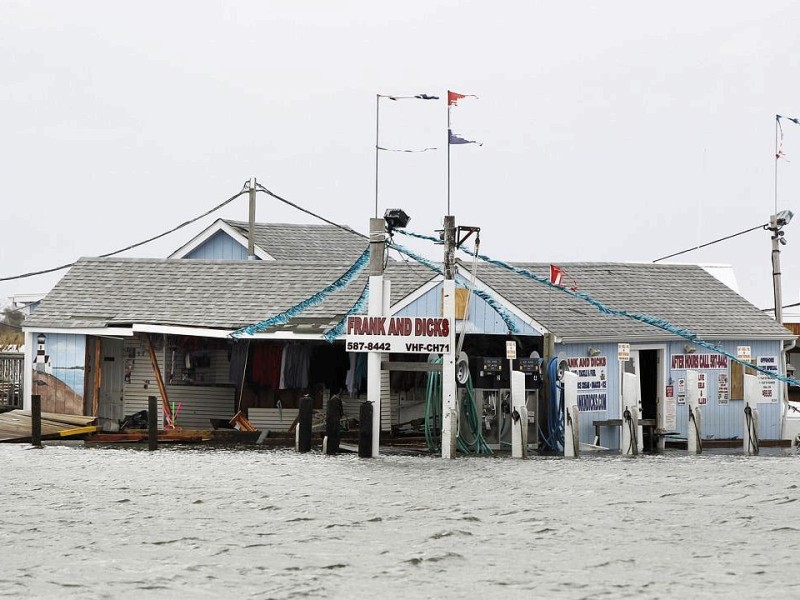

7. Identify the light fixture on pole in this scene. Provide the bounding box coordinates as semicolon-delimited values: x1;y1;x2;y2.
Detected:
374;93;439;218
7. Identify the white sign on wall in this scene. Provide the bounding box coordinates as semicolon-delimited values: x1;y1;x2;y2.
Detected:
345;316;453;354
697;373;707;405
737;346;752;361
618;343;630;361
757;356;779;403
677;378;686;405
565;356;608;411
506;341;517;360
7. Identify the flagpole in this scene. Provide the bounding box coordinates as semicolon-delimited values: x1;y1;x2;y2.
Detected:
775;115;779;216
375;94;381;218
447;93;451;215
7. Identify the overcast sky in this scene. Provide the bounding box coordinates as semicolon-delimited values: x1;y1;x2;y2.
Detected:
3;1;800;315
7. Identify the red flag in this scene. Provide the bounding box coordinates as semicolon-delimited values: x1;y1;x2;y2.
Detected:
550;264;578;290
550;264;564;286
448;90;477;105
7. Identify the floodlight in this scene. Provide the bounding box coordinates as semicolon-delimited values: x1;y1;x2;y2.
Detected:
384;208;410;232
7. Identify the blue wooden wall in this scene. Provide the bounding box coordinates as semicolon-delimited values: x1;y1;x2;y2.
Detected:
394;282;537;335
184;230;253;260
556;339;785;449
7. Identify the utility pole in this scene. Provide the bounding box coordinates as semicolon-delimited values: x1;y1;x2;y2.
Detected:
367;217;386;457
247;176;256;259
770;213;785;324
441;215;457;459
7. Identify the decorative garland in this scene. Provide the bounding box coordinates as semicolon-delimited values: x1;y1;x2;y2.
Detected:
387;240;519;334
230;246;370;338
394;228;800;387
323;283;370;343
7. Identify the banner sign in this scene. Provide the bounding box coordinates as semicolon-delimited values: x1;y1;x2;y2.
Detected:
345;316;453;354
565;356;608;411
671;353;728;370
757;356;779;403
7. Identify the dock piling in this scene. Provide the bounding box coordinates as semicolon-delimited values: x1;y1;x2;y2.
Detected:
31;394;42;448
148;396;158;451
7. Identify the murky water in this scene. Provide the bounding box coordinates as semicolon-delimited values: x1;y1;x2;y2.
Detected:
1;444;799;599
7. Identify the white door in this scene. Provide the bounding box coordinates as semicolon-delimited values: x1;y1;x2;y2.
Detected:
98;338;124;426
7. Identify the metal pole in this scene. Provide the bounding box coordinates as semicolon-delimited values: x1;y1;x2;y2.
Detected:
367;217;386;457
375;95;380;219
248;176;256;259
31;394;41;448
447;101;451;215
441;215;457;459
770;214;783;324
775;116;780;216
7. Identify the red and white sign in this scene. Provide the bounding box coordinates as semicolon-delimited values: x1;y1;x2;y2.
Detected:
345;316;453;354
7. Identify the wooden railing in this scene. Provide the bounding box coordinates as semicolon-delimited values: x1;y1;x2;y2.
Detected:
0;353;23;408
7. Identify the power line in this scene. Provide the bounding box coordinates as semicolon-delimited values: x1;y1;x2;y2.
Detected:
0;184;251;282
652;223;767;263
255;184;368;239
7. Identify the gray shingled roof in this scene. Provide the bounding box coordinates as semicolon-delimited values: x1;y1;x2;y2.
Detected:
25;257;435;332
224;220;368;261
473;261;793;341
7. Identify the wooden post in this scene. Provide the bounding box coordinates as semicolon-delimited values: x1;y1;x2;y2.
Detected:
31;394;42;448
148;396;158;451
325;395;343;455
92;337;102;417
297;394;313;453
359;401;373;458
145;334;171;426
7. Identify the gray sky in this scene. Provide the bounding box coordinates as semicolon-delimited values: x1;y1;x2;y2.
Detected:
3;0;800;314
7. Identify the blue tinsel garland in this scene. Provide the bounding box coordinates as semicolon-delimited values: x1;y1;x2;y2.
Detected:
230;246;370;338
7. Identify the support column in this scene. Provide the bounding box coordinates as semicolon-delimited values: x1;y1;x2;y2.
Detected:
562;370;579;458
441;216;457;459
686;369;702;454
744;373;760;455
22;331;33;411
368;217;385;458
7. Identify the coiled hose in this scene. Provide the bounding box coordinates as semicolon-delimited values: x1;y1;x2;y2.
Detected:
538;357;564;453
424;357;492;455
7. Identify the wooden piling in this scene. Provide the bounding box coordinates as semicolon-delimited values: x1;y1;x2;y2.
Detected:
359;401;373;458
297;394;313;453
148;396;158;451
31;394;42;448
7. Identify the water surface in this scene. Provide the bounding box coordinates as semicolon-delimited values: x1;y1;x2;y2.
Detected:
1;445;798;599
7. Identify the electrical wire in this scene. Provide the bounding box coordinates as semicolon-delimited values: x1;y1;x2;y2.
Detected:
651;223;768;263
0;184;251;282
255;184;368;239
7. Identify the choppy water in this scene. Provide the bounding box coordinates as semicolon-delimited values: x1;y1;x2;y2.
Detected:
1;444;799;599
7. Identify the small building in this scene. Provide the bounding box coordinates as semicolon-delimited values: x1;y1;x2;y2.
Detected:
21;219;796;448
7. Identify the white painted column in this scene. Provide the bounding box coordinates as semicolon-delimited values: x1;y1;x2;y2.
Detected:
441;278;457;459
621;372;639;455
511;370;527;458
22;330;33;411
744;373;760;455
367;274;384;458
686;369;701;454
562;370;579;458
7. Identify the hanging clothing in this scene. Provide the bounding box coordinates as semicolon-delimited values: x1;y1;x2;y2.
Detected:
251;343;283;389
346;352;368;397
310;344;349;393
280;343;311;390
228;341;250;385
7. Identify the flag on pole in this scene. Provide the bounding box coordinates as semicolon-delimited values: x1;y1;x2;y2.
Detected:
448;90;478;105
549;265;564;286
448;130;482;146
550;264;578;290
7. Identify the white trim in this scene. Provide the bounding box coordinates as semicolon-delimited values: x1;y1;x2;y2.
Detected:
132;323;331;341
560;333;796;344
168;218;275;260
23;331;32;411
22;327;135;336
389;276;443;314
